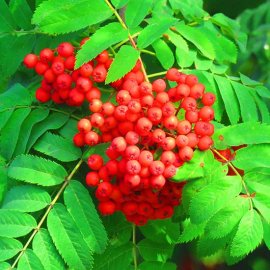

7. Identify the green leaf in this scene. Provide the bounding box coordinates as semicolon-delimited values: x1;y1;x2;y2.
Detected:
253;95;270;124
240;73;262;87
0;236;22;261
32;229;66;270
166;29;188;53
211;13;247;51
0;110;14;131
169;0;206;22
204;196;249;239
172;150;207;182
9;0;33;30
0;210;36;238
0;0;17;32
59;119;78;140
102;213;132;245
0;34;35;78
199;22;238;64
83;142;110;161
173;149;227;183
125;0;152;28
232;144;270;170
213;122;270;149
194;55;212;71
214;75;240;124
106;45;140;84
26;113;69;152
137;18;177;49
178;218;205;243
64;180;107;253
230;210;263;257
75;22;128;68
32;0;112;34
0;164;7;204
255;85;270;99
140;219;180;244
137;239;174;262
47;203;93;270
18;249;45;270
0;84;31;111
189;176;242;224
231;81;259;122
175;23;215;60
197;234;229;258
111;0;130;8
263;221;270;250
0;108;31;160
175;47;196;68
2;185;51;212
152;39;174;69
139;261;177;270
93;243;133;270
34;132;81;162
253;194;270;224
13;109;50;157
0;262;11;270
8;154;67;186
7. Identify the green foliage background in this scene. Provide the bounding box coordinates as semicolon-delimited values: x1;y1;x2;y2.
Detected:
0;0;270;269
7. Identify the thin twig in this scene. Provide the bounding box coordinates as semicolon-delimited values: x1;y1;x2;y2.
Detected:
132;224;138;270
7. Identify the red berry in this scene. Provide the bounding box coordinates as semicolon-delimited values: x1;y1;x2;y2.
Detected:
35;88;51;102
77;118;91;133
98;201;116;215
40;48;54;63
179;146;194;161
88;154;103;170
166;68;181;81
73;132;85;147
202;92;216;106
23;54;38;68
86;172;99;187
57;42;74;57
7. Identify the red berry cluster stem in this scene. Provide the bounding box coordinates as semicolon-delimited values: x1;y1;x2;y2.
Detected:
23;38;112;106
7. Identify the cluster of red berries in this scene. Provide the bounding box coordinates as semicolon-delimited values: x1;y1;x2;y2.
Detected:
73;65;216;225
24;39;216;225
23;38;112;106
